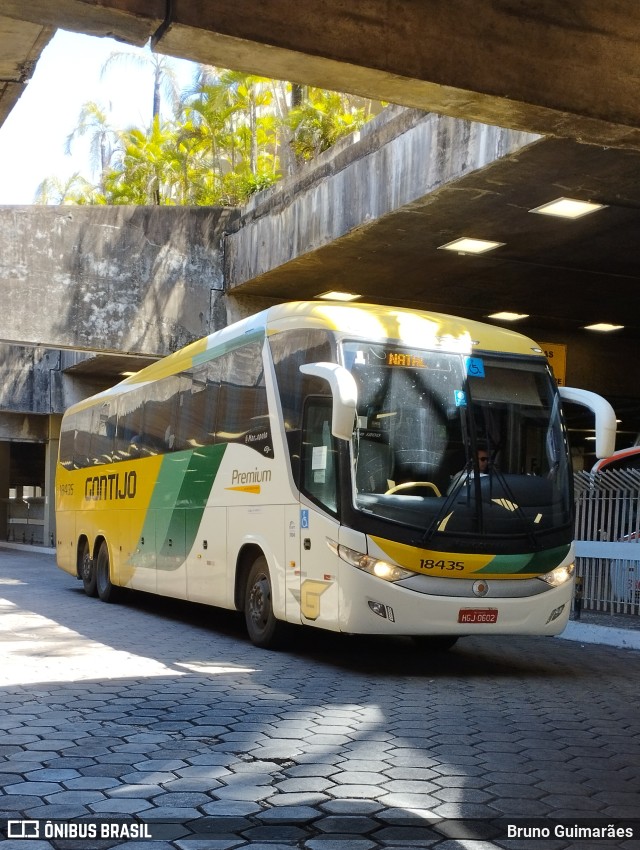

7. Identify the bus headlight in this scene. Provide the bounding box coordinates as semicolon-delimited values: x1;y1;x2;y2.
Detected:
328;540;413;582
538;563;575;587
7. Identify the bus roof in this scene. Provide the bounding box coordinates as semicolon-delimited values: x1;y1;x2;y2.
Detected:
264;301;544;357
64;301;547;414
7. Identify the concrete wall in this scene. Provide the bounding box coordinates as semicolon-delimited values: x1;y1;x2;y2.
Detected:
0;345;115;417
0;205;239;356
225;106;539;292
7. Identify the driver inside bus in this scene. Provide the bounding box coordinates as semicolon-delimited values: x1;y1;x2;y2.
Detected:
448;447;490;492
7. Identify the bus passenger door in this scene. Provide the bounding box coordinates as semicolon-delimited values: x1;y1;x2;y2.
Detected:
297;398;342;630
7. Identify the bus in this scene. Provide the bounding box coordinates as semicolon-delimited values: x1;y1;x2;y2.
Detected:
55;301;616;649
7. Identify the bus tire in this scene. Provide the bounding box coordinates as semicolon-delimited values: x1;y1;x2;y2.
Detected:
244;555;283;649
80;539;97;597
96;541;120;603
412;635;459;652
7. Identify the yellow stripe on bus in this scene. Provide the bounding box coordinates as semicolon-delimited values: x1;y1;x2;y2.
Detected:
370;536;494;578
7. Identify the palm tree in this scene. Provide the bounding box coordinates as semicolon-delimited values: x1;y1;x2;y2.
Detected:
101;43;181;124
39;56;383;206
287;87;373;161
64;101;121;193
34;173;98;205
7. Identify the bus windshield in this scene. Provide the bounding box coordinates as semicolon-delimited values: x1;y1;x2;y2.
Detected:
343;341;572;543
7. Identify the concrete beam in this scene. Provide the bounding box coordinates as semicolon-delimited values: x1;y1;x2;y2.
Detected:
225;107;540;292
0;15;53;123
0;411;48;442
6;0;640;149
0;206;238;356
155;0;640;150
0;1;161;46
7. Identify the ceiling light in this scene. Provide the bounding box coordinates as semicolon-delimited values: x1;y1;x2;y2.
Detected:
438;237;504;254
529;197;607;219
487;311;529;322
316;290;361;302
583;323;624;332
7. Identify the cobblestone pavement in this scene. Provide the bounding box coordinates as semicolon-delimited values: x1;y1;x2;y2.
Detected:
1;546;639;849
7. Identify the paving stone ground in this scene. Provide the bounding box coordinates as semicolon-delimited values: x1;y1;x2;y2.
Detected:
1;546;639;849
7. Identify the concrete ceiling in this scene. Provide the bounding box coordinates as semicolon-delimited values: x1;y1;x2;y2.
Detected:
228;131;640;342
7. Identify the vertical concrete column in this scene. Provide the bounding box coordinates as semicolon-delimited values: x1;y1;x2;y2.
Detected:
44;416;61;549
0;442;9;541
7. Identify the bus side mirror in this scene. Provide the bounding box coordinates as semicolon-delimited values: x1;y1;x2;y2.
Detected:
300;362;358;440
558;386;617;459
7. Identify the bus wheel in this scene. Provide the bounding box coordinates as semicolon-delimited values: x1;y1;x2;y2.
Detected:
244;556;282;649
96;541;120;603
80;540;97;597
412;635;459;652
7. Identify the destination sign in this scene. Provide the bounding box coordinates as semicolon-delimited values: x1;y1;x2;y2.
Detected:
385;351;426;368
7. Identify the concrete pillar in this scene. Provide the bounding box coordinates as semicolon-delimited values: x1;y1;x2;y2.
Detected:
44;416;61;550
0;442;9;540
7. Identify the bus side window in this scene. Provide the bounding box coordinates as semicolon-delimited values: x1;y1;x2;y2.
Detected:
174;363;220;450
301;398;338;514
58;419;75;470
269;328;335;484
90;402;116;465
73;408;93;469
215;342;269;447
115;389;145;460
142;375;182;453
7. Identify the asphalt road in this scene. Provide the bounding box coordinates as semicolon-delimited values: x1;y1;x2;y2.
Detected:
1;545;639;849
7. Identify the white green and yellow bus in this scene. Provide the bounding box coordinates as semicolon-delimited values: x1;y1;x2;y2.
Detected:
56;301;616;649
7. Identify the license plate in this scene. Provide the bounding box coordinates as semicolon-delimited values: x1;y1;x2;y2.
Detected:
458;607;498;624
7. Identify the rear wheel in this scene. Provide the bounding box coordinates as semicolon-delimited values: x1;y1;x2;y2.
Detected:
244;555;283;649
96;541;120;603
79;539;97;597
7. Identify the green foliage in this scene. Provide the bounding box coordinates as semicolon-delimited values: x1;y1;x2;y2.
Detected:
287;88;372;161
39;58;382;206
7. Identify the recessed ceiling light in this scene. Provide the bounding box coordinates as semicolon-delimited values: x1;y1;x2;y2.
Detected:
583;323;624;332
487;311;529;322
529;197;607;219
316;290;361;302
438;237;504;254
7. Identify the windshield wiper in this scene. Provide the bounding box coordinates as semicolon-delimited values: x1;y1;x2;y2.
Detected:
421;463;472;543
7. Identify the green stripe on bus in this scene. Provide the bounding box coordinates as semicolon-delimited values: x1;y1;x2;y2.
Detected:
476;544;571;575
139;444;227;569
193;328;266;367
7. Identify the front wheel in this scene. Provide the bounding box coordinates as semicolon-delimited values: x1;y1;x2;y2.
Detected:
244;555;283;649
96;541;120;603
80;539;97;597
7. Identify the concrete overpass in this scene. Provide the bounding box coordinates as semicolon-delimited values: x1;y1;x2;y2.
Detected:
2;105;640;386
3;2;640;150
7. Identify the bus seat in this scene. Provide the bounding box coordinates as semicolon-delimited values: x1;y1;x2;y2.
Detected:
356;436;394;493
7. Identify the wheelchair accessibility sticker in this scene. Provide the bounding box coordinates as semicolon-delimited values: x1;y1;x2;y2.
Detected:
300;509;309;529
465;357;485;378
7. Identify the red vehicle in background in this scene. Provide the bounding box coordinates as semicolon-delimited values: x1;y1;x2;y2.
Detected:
591;445;640;474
